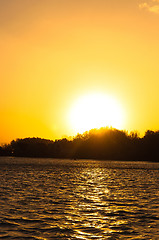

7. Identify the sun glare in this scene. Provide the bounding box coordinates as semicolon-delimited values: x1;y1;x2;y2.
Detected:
69;93;124;134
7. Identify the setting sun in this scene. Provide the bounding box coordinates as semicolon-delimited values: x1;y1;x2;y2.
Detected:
0;1;159;238
69;93;124;134
1;0;159;143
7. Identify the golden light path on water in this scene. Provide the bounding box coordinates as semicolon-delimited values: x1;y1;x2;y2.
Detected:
0;158;159;239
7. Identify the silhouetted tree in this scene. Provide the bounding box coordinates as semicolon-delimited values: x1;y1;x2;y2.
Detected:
0;128;159;161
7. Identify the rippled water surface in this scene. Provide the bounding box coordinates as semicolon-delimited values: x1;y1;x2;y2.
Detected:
0;157;159;239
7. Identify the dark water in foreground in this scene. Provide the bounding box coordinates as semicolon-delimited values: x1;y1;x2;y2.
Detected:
0;157;159;239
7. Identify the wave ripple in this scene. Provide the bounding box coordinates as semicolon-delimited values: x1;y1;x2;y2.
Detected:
0;157;159;239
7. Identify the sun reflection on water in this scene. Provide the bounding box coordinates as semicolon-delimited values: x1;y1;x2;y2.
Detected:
0;158;159;239
68;166;127;239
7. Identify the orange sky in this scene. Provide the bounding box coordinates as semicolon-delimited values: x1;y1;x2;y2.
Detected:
1;0;159;143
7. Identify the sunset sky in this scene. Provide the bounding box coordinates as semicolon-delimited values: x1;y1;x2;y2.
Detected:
1;0;159;143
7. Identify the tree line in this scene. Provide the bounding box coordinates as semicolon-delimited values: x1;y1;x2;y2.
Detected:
0;128;159;161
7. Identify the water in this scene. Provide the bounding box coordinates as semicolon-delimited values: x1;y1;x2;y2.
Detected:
0;157;159;239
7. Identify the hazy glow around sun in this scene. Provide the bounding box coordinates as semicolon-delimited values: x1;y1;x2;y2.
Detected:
69;93;124;134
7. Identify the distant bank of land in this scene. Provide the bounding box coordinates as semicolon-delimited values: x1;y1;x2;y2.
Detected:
0;128;159;161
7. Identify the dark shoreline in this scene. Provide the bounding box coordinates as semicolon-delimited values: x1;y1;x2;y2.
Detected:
1;128;159;162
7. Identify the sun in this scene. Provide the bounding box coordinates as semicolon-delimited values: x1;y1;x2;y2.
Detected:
69;92;124;134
